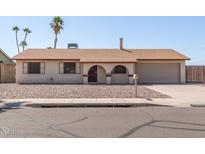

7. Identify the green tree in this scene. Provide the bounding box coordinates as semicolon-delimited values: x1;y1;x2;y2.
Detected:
12;26;20;54
50;16;64;49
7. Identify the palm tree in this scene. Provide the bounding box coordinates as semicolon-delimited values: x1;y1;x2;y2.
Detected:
12;26;20;54
22;28;31;51
50;16;64;49
19;41;27;51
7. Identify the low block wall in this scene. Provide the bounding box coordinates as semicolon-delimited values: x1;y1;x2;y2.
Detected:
0;63;16;83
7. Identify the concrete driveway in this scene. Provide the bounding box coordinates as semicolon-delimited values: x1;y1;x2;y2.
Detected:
145;84;205;107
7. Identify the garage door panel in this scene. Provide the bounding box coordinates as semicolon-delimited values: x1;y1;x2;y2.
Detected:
136;63;180;83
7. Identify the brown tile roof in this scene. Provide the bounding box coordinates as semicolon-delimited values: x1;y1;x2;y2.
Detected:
12;48;190;62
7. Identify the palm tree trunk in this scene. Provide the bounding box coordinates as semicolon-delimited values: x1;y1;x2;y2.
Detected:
23;32;27;51
24;32;28;42
54;33;58;49
16;32;20;54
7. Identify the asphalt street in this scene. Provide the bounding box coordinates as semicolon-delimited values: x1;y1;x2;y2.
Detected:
0;105;205;137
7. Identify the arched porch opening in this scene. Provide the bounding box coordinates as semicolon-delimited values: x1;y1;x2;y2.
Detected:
111;65;129;84
88;65;106;84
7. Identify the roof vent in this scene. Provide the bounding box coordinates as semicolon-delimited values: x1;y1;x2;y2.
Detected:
68;43;79;49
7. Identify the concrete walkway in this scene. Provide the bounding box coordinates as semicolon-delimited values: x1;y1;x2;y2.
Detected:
0;97;190;107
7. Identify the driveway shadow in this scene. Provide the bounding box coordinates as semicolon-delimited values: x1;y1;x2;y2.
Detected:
0;101;26;113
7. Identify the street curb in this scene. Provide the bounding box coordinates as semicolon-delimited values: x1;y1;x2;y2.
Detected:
0;98;187;107
190;104;205;107
25;102;172;108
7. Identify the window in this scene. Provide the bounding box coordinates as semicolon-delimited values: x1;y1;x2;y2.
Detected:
64;62;76;74
23;62;45;74
28;62;40;74
112;65;127;74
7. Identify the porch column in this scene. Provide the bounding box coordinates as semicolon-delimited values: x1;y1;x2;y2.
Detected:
128;63;135;84
83;74;88;84
106;74;112;84
128;74;134;84
82;63;88;84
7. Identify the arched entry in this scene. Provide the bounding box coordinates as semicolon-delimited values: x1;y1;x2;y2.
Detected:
111;65;129;84
88;65;106;84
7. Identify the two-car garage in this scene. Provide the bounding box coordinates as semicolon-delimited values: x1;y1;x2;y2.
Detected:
136;63;180;84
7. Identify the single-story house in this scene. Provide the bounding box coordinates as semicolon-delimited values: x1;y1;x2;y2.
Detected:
12;39;190;84
0;48;15;83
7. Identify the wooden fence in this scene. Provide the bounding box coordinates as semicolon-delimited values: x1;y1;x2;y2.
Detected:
0;63;15;83
0;63;1;82
186;66;205;83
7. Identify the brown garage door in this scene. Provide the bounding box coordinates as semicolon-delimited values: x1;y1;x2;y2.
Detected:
136;63;180;84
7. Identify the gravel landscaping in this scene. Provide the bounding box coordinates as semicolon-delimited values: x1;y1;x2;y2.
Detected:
0;84;170;99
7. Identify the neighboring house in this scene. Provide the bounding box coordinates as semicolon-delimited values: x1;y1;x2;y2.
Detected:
0;48;16;83
12;39;190;84
0;48;14;64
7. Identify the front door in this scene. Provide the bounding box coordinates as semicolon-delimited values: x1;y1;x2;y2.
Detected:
88;66;97;83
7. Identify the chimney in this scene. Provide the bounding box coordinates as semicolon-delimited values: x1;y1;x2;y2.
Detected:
120;37;123;50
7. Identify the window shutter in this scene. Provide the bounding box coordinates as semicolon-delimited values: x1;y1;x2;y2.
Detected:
40;62;45;74
76;62;80;74
59;62;64;74
23;62;28;74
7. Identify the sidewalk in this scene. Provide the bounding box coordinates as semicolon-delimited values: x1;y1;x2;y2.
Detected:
0;97;196;107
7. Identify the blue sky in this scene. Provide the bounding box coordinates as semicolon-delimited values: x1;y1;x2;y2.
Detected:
0;16;205;64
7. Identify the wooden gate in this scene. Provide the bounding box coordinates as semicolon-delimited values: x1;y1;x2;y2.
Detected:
0;63;15;83
186;66;205;83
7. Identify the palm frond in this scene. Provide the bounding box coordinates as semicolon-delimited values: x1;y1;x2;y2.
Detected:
12;26;20;31
23;28;32;33
19;41;27;47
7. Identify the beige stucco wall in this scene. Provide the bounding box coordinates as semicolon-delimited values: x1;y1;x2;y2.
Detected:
82;63;135;84
111;74;129;84
83;63;134;74
97;66;106;84
16;60;82;84
16;61;135;84
180;61;185;83
15;60;186;84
